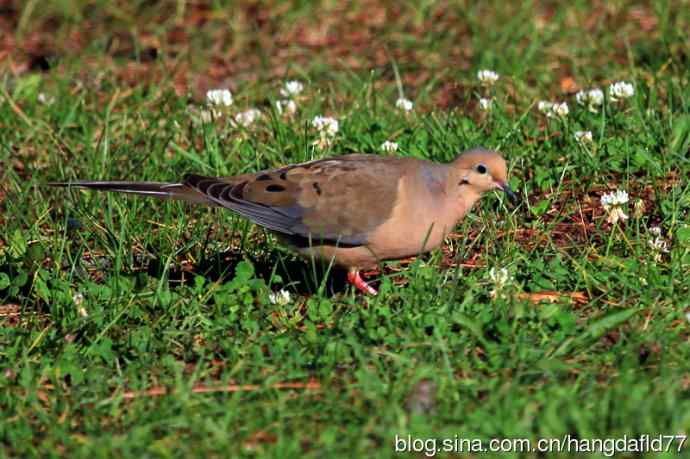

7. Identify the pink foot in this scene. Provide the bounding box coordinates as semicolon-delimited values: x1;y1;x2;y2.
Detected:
347;270;378;296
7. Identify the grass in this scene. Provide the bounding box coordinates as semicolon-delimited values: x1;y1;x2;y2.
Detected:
1;1;690;457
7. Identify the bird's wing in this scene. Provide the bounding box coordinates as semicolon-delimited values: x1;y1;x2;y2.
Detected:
185;155;406;246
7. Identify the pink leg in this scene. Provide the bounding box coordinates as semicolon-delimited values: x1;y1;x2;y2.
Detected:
347;270;378;296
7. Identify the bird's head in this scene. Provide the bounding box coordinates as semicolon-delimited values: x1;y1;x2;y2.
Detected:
452;148;518;204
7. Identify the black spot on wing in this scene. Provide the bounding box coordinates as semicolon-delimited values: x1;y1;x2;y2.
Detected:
256;174;272;181
184;175;302;235
313;182;322;195
266;184;286;192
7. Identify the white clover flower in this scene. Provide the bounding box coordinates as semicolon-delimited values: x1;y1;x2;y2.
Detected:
187;105;222;124
575;88;604;113
575;88;604;105
606;208;628;224
380;141;398;152
72;292;87;317
601;190;629;208
268;289;291;306
276;99;297;115
478;98;493;111
686;312;690;325
477;69;499;86
539;101;568;118
575;91;586;105
538;100;554;114
488;267;513;299
538;101;567;117
280;80;304;98
574;130;593;144
200;109;220;123
312;116;339;136
588;88;604;105
489;267;511;287
312;116;339;149
609;81;634;102
395;97;414;112
601;189;629;224
552;102;569;117
648;227;670;261
37;92;55;105
649;238;670;260
233;108;262;127
206;89;233;107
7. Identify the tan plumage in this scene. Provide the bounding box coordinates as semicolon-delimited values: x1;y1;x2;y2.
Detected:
50;148;517;295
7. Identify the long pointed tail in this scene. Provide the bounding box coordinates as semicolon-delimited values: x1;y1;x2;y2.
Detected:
48;181;211;204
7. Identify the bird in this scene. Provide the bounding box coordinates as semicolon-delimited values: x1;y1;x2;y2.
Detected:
50;148;517;295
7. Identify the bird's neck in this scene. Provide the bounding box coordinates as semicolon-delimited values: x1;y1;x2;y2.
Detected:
454;187;482;221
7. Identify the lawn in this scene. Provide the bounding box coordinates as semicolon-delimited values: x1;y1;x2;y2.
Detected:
1;1;690;457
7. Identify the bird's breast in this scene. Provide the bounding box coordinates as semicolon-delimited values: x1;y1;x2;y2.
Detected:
284;173;463;269
364;176;456;260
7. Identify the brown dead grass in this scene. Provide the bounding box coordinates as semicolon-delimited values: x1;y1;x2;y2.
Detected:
0;1;674;106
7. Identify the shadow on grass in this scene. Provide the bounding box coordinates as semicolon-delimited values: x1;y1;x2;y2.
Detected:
147;249;353;296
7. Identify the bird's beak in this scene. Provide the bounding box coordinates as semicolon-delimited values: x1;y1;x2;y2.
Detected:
497;181;519;205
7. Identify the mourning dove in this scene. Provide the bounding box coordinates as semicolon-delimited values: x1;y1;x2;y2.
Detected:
51;148;517;295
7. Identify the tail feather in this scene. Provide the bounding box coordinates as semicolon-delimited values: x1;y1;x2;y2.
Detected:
48;181;211;204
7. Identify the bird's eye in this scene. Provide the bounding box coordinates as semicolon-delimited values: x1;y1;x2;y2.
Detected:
476;164;487;174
